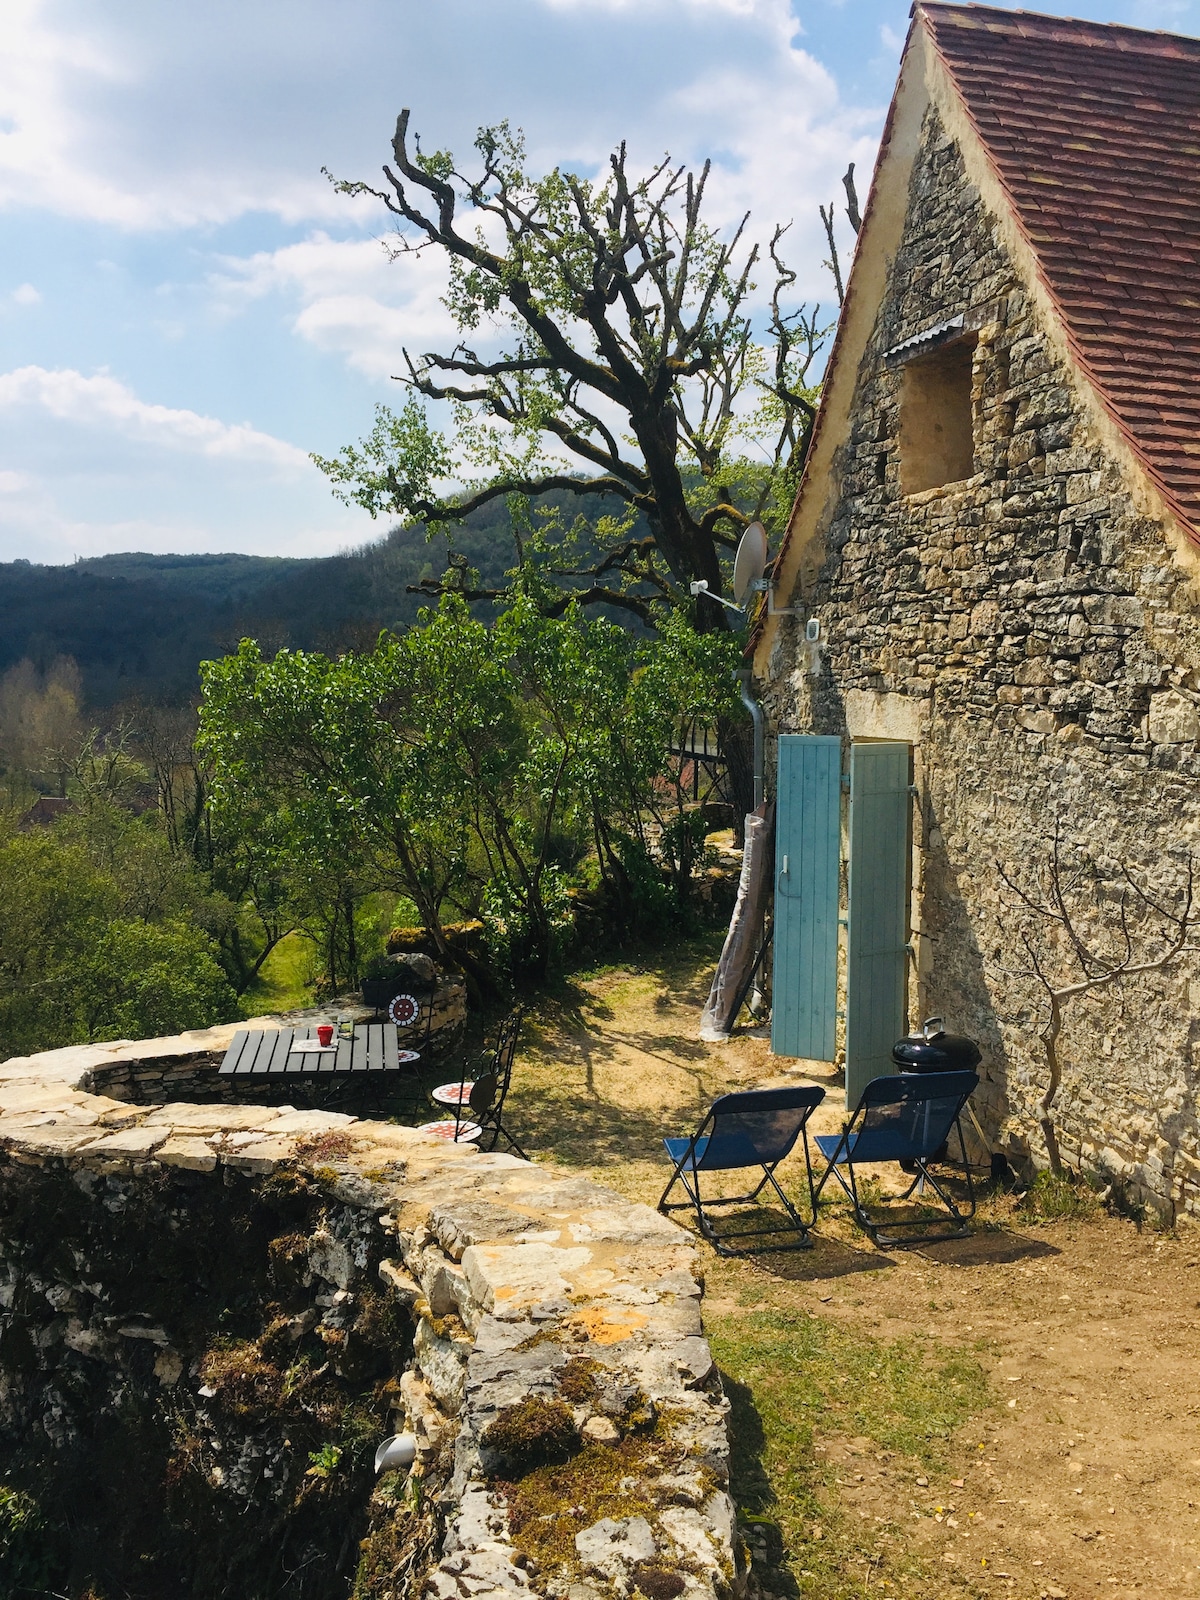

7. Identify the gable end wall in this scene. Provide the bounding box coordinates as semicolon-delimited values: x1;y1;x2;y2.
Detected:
762;107;1200;1214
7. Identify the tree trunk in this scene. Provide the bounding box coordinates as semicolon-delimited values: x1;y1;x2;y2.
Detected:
1039;1000;1064;1176
344;891;358;983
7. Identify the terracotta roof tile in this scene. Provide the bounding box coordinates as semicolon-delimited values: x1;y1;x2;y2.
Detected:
921;3;1200;530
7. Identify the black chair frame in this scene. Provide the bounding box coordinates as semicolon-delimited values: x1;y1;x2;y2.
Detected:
658;1086;824;1257
813;1072;978;1248
446;1007;526;1157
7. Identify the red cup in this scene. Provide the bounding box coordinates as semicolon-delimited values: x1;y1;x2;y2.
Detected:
316;1024;334;1047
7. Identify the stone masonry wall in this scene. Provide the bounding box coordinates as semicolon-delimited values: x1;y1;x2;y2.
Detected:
762;106;1200;1214
0;1024;738;1600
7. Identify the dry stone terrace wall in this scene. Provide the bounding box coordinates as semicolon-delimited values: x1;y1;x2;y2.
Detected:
762;105;1200;1215
0;1023;739;1600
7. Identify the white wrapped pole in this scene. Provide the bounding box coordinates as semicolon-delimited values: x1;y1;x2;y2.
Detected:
699;801;774;1041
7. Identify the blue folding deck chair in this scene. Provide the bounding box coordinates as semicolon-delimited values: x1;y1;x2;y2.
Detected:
812;1071;979;1247
658;1085;825;1256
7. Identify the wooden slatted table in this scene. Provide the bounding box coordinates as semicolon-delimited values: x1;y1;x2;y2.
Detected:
219;1023;417;1082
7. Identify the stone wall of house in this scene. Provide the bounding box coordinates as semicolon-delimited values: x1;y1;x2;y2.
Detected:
0;1026;738;1600
761;106;1200;1215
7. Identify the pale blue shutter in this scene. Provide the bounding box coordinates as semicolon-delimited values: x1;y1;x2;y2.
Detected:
845;742;912;1105
771;735;842;1061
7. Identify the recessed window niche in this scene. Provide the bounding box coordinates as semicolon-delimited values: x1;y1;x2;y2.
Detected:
898;334;977;494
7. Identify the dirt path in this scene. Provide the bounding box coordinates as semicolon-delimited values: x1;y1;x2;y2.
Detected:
512;938;1200;1600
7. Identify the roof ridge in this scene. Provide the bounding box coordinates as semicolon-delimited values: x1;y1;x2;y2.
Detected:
918;1;1200;57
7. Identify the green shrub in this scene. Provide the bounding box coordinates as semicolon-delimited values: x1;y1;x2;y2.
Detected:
68;918;240;1042
0;1484;58;1593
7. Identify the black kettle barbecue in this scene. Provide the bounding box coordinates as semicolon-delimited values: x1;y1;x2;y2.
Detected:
890;1017;982;1167
891;1016;982;1074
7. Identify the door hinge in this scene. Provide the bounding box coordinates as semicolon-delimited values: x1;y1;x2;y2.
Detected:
841;774;851;791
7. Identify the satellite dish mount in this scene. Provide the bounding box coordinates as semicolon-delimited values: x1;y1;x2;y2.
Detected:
688;522;801;617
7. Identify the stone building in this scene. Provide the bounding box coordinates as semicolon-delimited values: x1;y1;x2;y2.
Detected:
754;2;1200;1212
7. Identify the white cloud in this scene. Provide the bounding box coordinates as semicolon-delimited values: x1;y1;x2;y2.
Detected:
0;365;365;561
600;30;877;305
201;8;877;383
0;0;881;243
0;0;137;223
539;0;789;16
0;0;897;560
208;232;461;380
0;494;356;564
880;22;905;53
0;366;311;468
0;0;382;228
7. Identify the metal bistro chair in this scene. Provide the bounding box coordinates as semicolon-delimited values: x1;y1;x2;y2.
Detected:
658;1085;825;1256
811;1070;980;1247
421;1007;527;1157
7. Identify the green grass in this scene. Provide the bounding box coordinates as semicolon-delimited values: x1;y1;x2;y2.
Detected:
241;932;316;1017
1018;1169;1103;1222
706;1306;991;1597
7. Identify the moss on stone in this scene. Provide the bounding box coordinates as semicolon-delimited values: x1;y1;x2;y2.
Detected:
513;1324;565;1352
482;1397;579;1473
557;1355;602;1402
503;1432;674;1579
199;1338;287;1418
631;1562;687;1599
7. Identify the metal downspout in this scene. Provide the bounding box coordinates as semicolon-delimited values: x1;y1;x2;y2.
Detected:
735;670;764;810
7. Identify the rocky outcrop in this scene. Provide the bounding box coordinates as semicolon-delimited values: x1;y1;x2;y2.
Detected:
0;1026;740;1600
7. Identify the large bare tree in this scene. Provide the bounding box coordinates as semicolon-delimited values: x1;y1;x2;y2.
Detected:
313;116;851;630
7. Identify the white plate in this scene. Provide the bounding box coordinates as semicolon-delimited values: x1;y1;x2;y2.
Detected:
291;1039;337;1054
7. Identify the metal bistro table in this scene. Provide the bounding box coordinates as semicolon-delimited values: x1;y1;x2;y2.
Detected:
219;1023;421;1110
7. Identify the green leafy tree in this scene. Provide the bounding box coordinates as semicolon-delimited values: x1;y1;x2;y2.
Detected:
66;918;239;1044
199;595;740;981
134;701;295;994
199;629;476;983
0;830;118;1052
0;825;238;1056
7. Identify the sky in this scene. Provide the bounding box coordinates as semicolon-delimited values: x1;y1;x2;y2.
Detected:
0;0;1193;565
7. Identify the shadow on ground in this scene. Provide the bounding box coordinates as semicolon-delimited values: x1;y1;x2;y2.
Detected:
913;1229;1061;1267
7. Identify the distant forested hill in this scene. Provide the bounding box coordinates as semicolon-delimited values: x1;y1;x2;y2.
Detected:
2;495;630;707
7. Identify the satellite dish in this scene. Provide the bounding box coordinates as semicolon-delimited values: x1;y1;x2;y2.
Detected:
732;522;769;604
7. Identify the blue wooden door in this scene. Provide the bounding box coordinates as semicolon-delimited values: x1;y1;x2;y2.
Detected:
771;735;842;1061
845;742;912;1105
